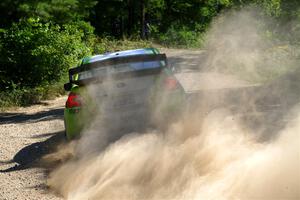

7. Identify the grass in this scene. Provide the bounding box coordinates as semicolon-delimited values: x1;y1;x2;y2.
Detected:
0;79;66;110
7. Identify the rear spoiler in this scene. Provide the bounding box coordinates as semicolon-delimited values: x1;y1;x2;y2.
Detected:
64;53;167;91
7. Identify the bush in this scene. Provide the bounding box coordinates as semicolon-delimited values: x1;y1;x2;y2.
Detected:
0;79;66;108
92;37;153;54
155;25;205;48
0;18;93;90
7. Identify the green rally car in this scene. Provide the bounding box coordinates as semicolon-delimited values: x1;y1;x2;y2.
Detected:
64;48;185;140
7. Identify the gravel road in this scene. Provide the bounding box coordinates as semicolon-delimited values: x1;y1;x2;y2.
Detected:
0;48;297;199
0;97;65;200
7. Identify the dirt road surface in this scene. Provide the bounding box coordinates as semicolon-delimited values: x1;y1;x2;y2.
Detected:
0;48;296;199
0;97;65;200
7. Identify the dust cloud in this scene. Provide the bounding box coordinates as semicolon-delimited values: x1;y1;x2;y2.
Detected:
202;8;298;82
47;8;300;200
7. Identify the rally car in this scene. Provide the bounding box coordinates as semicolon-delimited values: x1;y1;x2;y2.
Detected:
63;48;185;140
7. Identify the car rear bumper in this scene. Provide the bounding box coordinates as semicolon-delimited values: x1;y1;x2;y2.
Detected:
64;108;85;140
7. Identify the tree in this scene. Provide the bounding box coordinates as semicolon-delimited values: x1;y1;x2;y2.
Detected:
0;18;92;89
0;0;22;28
0;0;97;28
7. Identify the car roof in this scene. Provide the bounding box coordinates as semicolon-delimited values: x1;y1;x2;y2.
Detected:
81;48;160;65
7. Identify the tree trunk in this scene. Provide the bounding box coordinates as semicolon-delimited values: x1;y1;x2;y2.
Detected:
140;0;145;39
127;0;134;36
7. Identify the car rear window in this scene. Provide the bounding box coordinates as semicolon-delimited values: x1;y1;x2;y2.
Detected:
77;60;165;81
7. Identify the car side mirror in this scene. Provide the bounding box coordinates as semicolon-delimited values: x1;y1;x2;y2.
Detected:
64;83;72;91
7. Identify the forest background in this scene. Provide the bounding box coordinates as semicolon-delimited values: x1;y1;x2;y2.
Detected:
0;0;299;107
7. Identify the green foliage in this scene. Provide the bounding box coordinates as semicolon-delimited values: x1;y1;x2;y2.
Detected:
0;18;92;90
156;25;205;48
1;0;300;108
92;37;153;54
0;0;97;28
20;0;97;24
0;0;20;28
91;0;234;38
0;78;66;108
258;0;281;16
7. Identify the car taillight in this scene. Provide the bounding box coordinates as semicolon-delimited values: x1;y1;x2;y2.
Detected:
66;92;82;108
164;76;178;90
